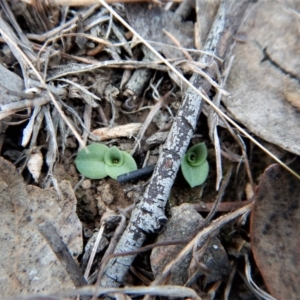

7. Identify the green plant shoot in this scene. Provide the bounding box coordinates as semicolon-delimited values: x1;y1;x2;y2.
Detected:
75;143;137;180
104;146;137;179
75;143;109;179
181;142;209;188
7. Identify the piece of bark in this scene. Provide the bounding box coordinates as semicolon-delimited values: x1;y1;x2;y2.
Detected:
100;0;250;287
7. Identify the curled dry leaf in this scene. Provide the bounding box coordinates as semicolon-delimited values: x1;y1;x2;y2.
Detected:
92;123;142;140
27;149;43;182
250;161;300;299
0;157;82;297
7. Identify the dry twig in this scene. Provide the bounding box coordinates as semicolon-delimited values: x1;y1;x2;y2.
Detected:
38;221;87;288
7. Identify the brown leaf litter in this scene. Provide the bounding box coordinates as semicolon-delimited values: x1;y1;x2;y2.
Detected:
0;0;300;299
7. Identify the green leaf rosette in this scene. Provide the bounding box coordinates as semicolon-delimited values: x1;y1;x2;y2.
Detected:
104;146;137;179
181;142;209;188
75;143;109;179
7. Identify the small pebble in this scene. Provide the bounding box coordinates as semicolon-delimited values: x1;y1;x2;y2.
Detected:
81;179;91;189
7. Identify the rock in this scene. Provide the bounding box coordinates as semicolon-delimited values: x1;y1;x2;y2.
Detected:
150;203;231;286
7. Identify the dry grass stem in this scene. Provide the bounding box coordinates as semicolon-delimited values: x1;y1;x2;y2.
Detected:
208;55;234;190
57;78;101;103
51;285;201;300
101;213;127;266
27;5;100;42
34;0;182;6
207;280;222;299
84;224;105;279
188;63;229;96
203;165;233;224
224;261;237;300
0;96;50;120
243;255;276;300
131;91;173;154
193;199;253;213
162;29;193;61
82;104;92;146
59;100;94;137
22;106;42;147
46;60;173;81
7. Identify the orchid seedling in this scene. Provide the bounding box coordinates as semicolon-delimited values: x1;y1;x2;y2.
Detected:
104;146;137;179
181;142;209;188
75;142;208;187
75;143;137;180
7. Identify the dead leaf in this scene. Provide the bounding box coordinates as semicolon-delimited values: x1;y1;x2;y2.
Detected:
125;3;194;59
224;1;300;155
0;157;82;297
251;162;300;299
92;123;142;140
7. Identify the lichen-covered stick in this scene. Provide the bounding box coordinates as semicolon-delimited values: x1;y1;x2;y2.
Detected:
99;0;250;288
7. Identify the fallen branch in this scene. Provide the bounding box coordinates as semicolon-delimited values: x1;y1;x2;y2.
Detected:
99;0;250;288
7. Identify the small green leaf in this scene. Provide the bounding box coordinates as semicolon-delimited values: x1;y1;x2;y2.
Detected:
181;159;209;188
104;146;124;167
186;142;207;167
75;143;108;179
181;142;209;187
105;151;137;180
